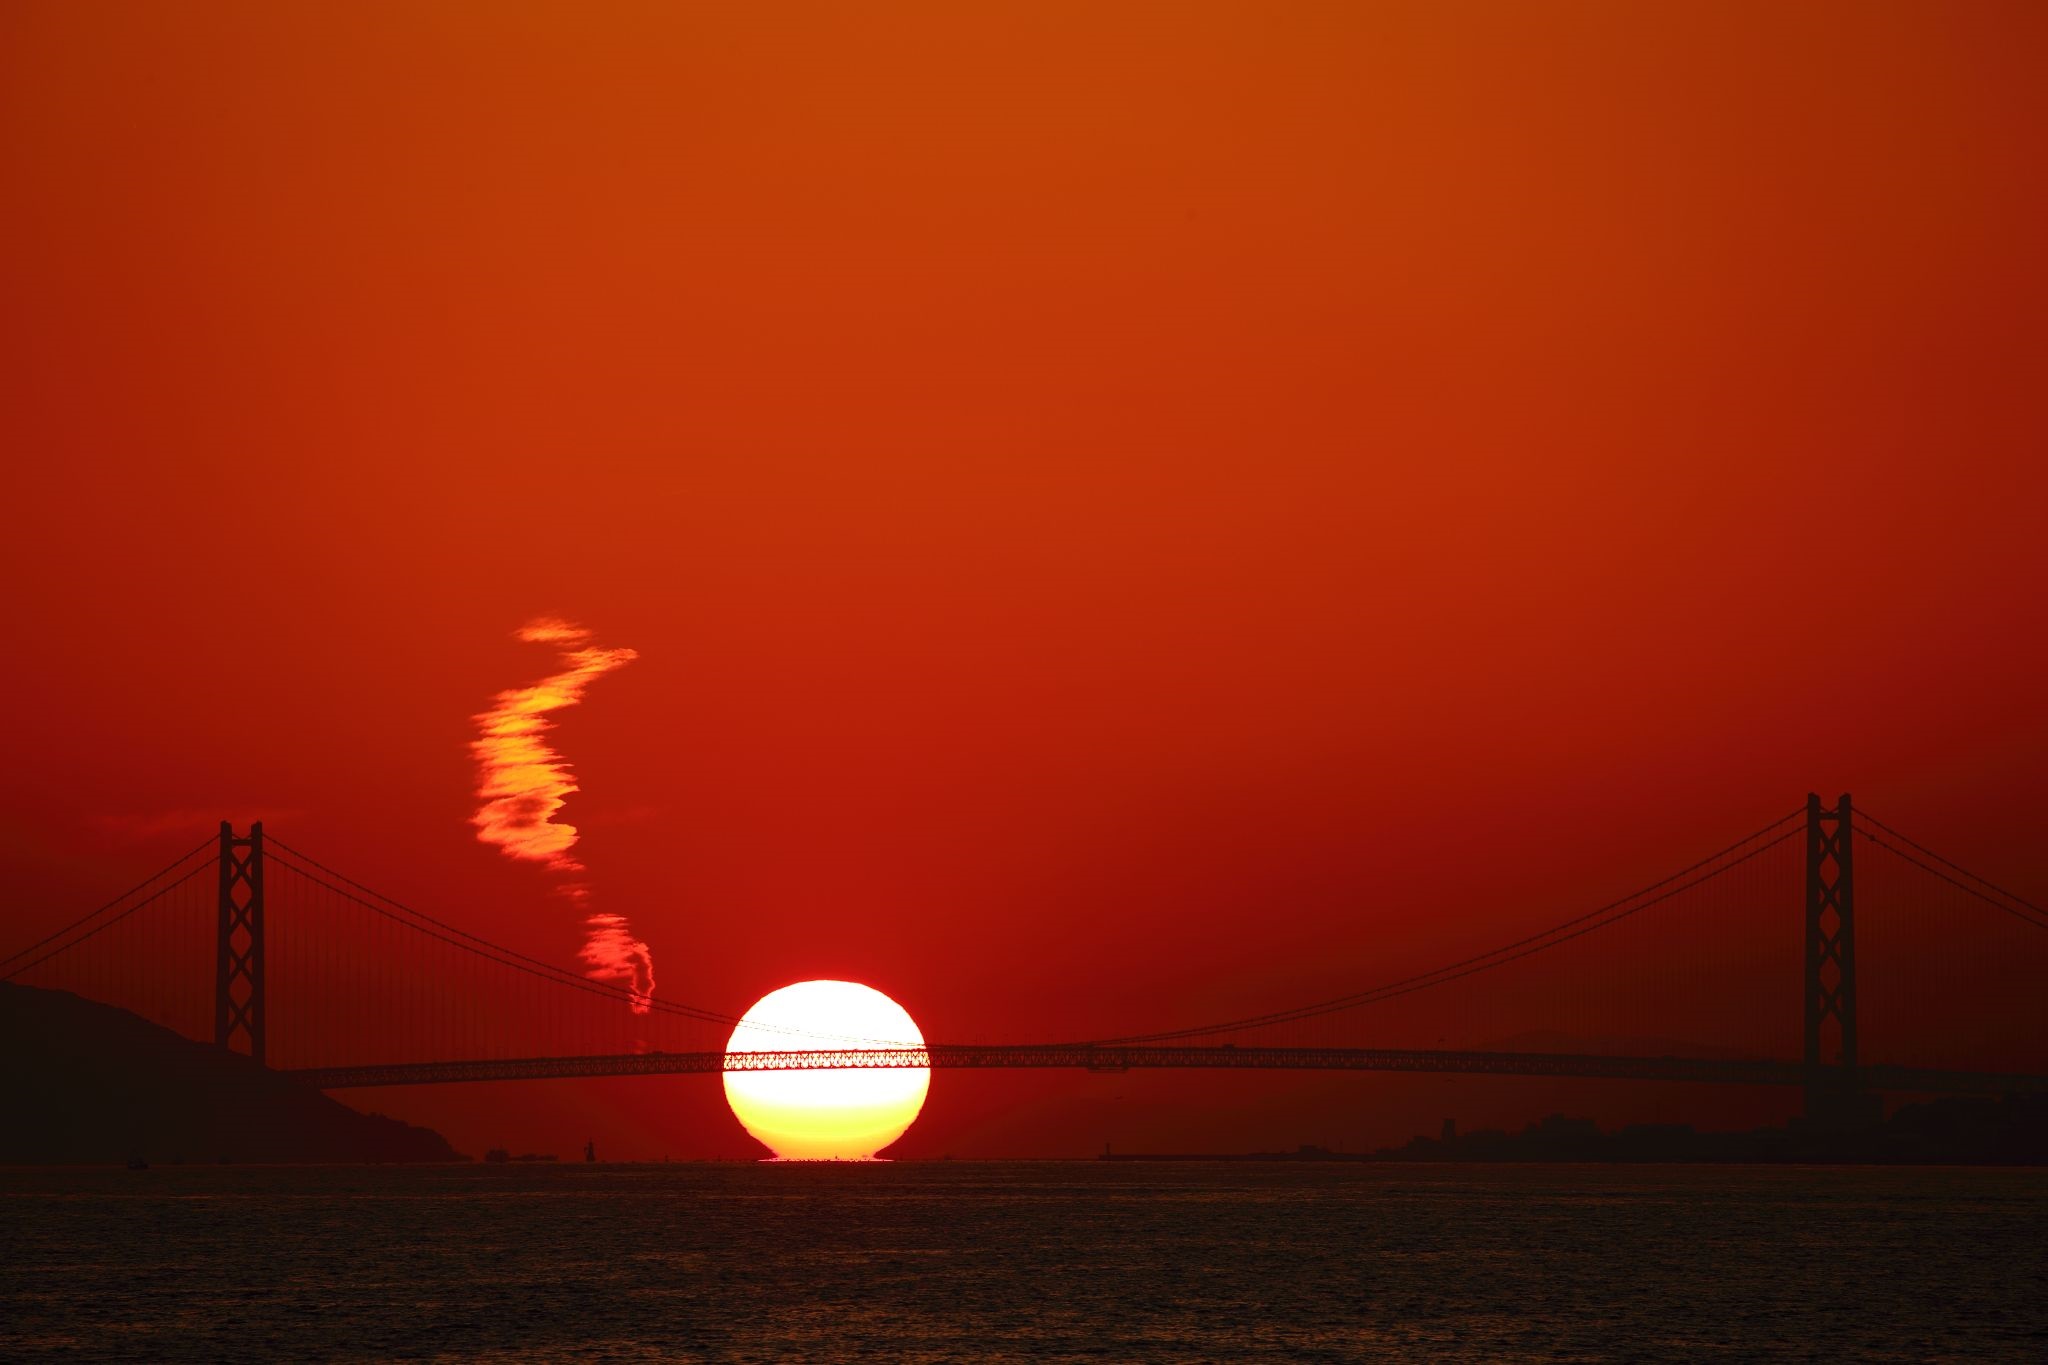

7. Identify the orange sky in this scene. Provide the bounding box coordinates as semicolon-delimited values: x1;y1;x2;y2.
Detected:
3;3;2045;1157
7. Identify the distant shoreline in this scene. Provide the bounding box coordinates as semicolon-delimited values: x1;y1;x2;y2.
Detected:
1103;1097;2048;1167
5;1154;2047;1170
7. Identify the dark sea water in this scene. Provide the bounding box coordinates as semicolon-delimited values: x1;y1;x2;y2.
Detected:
2;1162;2043;1361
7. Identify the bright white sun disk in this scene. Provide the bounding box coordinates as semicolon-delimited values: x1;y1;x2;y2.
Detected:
722;980;930;1161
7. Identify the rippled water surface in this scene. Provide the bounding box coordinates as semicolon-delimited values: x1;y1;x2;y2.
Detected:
3;1162;2044;1360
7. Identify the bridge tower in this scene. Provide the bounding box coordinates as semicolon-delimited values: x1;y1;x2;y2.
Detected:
215;821;266;1064
1803;793;1873;1125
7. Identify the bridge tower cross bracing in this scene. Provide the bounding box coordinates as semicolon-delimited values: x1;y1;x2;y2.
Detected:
215;820;266;1064
1803;792;1872;1125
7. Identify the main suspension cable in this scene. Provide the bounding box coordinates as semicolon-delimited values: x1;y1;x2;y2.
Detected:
0;836;217;972
1853;827;2048;933
1854;809;2048;927
0;856;218;983
263;848;911;1048
1085;810;1805;1045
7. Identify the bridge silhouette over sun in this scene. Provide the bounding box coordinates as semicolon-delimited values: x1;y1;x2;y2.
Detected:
5;793;2045;1124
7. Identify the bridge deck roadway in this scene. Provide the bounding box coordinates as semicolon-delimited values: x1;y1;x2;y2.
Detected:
285;1045;2048;1095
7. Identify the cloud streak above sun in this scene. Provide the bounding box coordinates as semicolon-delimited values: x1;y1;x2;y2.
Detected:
472;618;655;1012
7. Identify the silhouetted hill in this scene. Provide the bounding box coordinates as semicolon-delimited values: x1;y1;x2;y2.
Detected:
0;983;461;1164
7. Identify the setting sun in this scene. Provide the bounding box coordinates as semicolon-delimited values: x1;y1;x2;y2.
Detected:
722;981;931;1161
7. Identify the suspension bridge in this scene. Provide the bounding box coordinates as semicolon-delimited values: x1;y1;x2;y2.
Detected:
4;793;2044;1126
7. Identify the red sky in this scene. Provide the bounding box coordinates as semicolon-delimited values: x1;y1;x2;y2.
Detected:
4;3;2045;1158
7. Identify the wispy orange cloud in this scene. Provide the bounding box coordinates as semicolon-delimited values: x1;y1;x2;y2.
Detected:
472;618;654;1011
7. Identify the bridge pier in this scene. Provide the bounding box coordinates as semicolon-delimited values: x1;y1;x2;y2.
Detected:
215;821;266;1064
